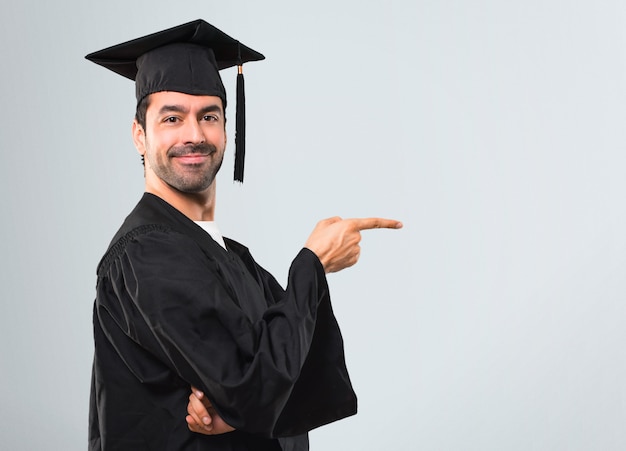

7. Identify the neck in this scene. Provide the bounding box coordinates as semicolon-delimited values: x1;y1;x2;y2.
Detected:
145;176;217;221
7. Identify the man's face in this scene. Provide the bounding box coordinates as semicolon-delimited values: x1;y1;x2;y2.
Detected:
135;91;227;194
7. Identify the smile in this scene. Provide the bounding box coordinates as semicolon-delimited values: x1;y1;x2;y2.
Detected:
173;154;211;164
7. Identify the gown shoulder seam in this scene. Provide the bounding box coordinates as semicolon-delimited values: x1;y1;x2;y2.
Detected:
97;224;172;277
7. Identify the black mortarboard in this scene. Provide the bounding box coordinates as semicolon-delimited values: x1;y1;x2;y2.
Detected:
85;19;265;182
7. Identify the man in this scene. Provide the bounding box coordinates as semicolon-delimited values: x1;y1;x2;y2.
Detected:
86;19;402;450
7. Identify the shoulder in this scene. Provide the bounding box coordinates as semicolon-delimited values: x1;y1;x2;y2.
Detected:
97;193;209;276
97;223;201;278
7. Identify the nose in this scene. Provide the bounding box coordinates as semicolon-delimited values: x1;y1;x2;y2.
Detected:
182;119;205;145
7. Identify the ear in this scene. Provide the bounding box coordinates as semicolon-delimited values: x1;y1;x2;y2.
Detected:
132;119;146;157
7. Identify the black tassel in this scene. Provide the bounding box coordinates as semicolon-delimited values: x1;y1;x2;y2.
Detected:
234;66;246;182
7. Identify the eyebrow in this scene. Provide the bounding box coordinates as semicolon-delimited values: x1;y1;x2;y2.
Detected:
157;104;223;116
158;104;188;116
198;104;224;116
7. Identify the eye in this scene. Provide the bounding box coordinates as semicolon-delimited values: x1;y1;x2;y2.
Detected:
202;114;219;122
163;116;179;123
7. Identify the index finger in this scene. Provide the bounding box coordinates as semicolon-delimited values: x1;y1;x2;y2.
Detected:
349;217;403;231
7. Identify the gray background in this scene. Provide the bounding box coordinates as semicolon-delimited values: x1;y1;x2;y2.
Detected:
2;0;626;449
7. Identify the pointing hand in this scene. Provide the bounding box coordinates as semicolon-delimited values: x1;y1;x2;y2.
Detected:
305;217;403;273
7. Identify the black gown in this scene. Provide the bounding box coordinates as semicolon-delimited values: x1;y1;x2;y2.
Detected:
88;193;357;450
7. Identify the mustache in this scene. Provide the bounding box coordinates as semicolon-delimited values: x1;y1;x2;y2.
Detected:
167;143;218;158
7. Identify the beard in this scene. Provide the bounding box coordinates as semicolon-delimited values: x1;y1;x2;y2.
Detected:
148;142;224;193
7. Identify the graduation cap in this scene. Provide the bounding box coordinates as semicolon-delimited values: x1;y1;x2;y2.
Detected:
85;19;265;182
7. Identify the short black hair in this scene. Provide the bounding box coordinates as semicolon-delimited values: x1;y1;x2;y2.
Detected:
135;96;151;166
135;95;150;131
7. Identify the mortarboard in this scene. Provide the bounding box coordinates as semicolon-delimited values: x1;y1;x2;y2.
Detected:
85;19;265;182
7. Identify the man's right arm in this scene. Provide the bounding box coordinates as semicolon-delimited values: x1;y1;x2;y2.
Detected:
186;387;235;435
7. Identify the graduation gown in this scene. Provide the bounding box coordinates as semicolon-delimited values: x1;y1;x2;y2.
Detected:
88;193;357;450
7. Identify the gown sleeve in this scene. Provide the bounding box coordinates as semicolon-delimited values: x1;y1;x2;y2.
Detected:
95;227;330;437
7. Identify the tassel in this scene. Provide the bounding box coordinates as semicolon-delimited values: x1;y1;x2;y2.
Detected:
234;65;246;182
